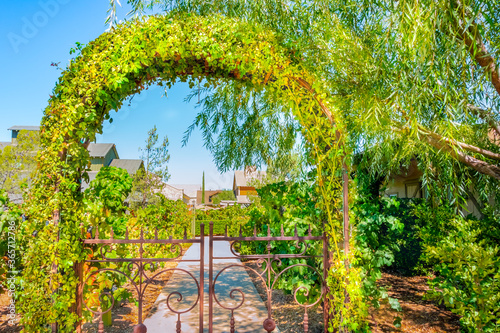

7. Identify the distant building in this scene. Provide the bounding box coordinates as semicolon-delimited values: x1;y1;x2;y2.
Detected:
88;143;119;171
109;159;144;176
1;126;145;194
169;184;200;206
232;166;266;206
8;125;40;143
0;125;40;149
161;184;184;201
196;190;222;206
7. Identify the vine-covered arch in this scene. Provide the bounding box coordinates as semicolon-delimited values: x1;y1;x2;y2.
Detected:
23;12;351;331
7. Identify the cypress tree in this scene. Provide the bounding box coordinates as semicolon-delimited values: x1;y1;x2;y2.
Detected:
201;171;205;204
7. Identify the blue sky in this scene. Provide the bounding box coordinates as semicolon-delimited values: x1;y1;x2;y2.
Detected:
0;0;234;189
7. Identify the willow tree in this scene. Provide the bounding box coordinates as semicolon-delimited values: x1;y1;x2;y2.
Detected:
110;0;500;204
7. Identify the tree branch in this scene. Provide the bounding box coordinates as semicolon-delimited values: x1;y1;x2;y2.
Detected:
423;128;500;161
392;124;500;180
289;76;334;123
423;132;500;181
455;1;500;99
467;104;500;139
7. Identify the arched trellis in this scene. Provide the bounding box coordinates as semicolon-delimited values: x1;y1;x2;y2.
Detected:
21;12;352;332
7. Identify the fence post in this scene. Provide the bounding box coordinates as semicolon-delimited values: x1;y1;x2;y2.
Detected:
199;223;204;332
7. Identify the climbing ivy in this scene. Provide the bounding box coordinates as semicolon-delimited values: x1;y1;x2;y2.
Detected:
20;12;351;331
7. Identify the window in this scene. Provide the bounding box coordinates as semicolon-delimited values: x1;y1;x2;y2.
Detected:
405;182;422;198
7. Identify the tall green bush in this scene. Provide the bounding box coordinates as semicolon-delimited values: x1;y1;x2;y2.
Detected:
425;217;500;332
241;181;324;302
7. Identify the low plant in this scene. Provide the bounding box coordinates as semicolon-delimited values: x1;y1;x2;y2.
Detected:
195;205;249;236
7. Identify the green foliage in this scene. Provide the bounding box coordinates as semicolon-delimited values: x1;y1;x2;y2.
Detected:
84;166;133;213
140;125;170;181
83;193;191;323
133;194;191;240
240;181;324;301
0;190;23;294
27;10;349;331
79;167;135;321
0;130;40;194
354;195;403;305
182;82;302;172
425;217;500;332
130;125;169;209
195;205;249;236
211;190;235;205
195;220;225;236
110;3;500;330
83;166;133;236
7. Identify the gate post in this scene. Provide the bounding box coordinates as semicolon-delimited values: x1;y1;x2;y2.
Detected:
322;226;331;333
208;221;214;333
72;224;85;332
199;223;204;332
74;260;84;332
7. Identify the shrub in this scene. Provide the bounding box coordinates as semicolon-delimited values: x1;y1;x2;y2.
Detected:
353;195;404;324
195;205;249;236
240;181;324;301
425;217;500;332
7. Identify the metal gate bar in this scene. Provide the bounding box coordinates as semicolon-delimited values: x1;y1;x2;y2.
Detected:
80;222;328;333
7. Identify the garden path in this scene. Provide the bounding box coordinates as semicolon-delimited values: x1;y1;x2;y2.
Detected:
143;237;277;332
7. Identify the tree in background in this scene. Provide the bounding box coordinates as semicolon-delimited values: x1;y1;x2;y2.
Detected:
201;171;205;204
83;166;133;235
130;125;170;209
0;130;39;194
211;190;236;205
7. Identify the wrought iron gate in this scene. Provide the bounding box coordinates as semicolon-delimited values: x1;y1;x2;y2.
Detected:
81;222;328;333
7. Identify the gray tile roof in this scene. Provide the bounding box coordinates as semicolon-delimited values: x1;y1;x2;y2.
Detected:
109;159;144;175
8;126;40;131
236;195;252;204
87;143;115;158
169;184;201;198
233;170;267;187
80;171;99;192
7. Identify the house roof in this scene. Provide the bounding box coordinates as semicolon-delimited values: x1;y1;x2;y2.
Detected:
80;171;99;192
109;159;143;175
169;184;200;198
8;125;40;131
161;183;184;201
87;143;117;158
233;170;267;187
236;195;252;204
